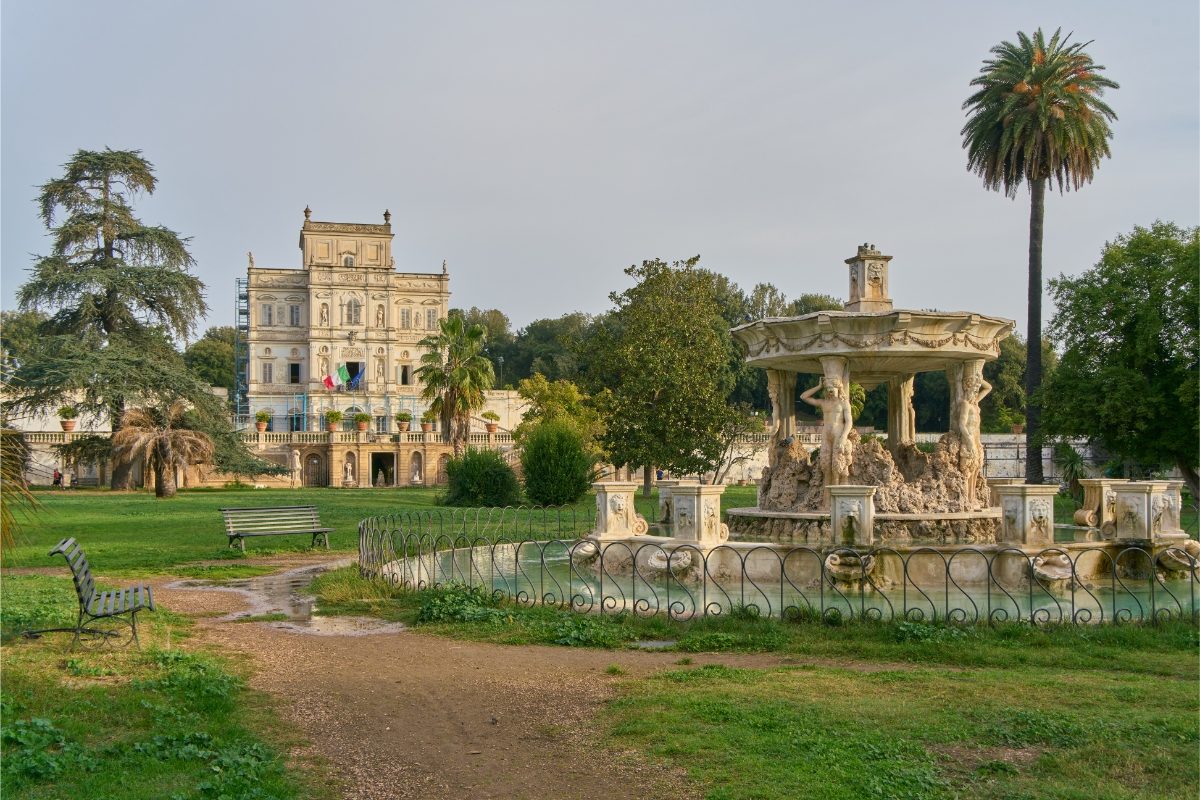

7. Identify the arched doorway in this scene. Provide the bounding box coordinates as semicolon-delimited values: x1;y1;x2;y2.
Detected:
304;454;325;487
409;451;424;484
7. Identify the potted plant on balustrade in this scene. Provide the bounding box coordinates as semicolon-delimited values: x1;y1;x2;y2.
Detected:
481;410;500;434
57;406;78;432
420;409;437;432
254;410;271;432
353;412;372;432
324;410;343;432
395;411;412;432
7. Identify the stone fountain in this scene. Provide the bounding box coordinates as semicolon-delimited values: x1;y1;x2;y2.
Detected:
727;243;1014;546
573;244;1195;603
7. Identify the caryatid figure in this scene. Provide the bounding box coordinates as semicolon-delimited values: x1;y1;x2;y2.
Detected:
800;376;854;489
952;360;991;509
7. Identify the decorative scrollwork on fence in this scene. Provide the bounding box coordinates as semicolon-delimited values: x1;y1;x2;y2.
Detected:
358;509;1199;627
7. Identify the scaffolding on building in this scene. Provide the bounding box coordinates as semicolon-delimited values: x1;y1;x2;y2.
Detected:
233;278;250;420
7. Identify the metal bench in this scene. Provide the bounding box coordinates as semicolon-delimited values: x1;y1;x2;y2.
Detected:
220;505;332;552
26;538;155;649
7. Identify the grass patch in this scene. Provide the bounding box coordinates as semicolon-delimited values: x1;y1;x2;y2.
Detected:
231;613;291;624
0;575;323;800
607;663;1198;799
3;485;743;572
310;569;1200;677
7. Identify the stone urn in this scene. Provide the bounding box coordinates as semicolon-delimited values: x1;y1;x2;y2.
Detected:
255;421;267;432
485;423;499;434
60;420;77;432
397;422;411;432
356;422;369;432
421;423;433;432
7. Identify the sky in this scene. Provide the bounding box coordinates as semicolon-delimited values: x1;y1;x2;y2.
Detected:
2;1;1197;340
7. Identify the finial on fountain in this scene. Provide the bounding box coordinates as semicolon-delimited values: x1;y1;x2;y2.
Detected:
844;243;894;312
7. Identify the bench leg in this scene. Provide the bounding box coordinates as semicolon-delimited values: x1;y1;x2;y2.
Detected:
131;610;141;650
70;608;85;650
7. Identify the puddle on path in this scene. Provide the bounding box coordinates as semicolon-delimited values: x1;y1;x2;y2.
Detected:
167;560;406;636
632;640;677;650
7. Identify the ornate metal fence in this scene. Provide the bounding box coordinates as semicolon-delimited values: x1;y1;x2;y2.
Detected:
359;513;1199;626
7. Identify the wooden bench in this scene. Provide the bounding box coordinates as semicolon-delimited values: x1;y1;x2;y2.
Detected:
37;538;155;649
220;505;332;552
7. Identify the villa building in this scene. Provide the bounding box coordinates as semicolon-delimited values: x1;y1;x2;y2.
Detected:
235;208;521;488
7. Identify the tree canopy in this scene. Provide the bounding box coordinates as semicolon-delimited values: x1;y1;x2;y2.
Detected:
1041;222;1198;494
183;326;237;394
586;257;735;493
415;316;495;456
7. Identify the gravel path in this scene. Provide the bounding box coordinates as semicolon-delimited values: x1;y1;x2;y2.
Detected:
154;577;705;800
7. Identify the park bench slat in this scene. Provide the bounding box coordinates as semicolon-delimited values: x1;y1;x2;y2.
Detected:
44;538;153;649
220;506;331;552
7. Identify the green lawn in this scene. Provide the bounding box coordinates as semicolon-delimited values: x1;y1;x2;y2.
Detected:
1;575;323;800
5;486;759;574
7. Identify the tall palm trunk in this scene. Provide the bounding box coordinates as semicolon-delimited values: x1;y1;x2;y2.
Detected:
1025;177;1046;484
643;464;652;497
153;440;177;498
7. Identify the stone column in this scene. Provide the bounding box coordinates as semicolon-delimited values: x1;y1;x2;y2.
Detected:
670;483;729;547
656;480;680;522
996;484;1058;546
886;374;916;455
765;369;795;459
592;482;649;540
829;485;876;546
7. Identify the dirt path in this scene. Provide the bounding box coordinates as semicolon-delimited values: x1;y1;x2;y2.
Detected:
154;578;724;800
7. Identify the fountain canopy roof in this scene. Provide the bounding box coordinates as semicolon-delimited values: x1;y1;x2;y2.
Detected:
730;244;1015;387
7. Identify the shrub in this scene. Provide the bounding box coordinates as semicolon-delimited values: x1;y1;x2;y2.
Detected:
521;420;593;506
444;449;521;507
56;406;78;420
324;410;343;424
481;410;500;422
421;409;438;425
253;410;271;423
352;412;372;424
395;411;412;423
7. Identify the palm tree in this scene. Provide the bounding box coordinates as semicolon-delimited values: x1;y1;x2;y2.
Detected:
1;429;39;556
962;28;1117;483
415;317;495;457
111;401;214;498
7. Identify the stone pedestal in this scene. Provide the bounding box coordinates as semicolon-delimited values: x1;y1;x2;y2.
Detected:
1161;480;1188;539
996;484;1058;546
656;480;681;523
1112;482;1173;540
1074;478;1128;529
670;484;728;547
987;478;1023;509
828;485;876;546
592;482;649;540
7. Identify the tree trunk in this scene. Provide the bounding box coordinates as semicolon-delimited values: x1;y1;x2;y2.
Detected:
643;464;652;497
1025;177;1046;484
1177;459;1199;501
109;398;134;490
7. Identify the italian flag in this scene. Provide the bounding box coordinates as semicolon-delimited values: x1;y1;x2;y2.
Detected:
337;364;351;386
322;373;335;389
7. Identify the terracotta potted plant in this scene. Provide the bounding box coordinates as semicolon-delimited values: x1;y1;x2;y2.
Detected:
353;412;372;432
57;405;78;432
324;410;343;432
420;410;437;432
481;410;500;434
395;411;412;432
254;410;271;432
